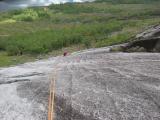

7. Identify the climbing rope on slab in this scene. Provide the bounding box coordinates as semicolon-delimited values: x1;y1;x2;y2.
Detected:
48;67;57;120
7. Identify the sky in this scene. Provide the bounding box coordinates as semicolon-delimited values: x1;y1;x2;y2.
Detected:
0;0;86;11
3;0;84;5
0;0;94;11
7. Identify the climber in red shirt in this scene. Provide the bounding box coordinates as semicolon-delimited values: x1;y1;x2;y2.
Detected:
63;51;68;56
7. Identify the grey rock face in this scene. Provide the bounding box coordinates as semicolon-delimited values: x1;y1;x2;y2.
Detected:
124;25;160;52
55;51;160;120
0;58;58;120
155;40;160;52
0;48;160;120
136;25;160;39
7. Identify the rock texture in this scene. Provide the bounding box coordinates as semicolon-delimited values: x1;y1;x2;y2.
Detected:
124;25;160;52
55;51;160;120
0;58;58;120
1;24;160;119
0;48;160;120
136;25;160;39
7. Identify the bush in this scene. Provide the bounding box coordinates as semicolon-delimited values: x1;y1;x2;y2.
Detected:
0;39;7;50
6;45;20;56
83;37;91;48
49;3;98;14
96;32;132;47
36;9;51;18
28;46;47;54
95;0;159;4
13;9;39;21
0;2;160;57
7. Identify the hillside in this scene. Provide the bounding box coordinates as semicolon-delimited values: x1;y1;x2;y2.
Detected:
0;0;160;66
95;0;160;4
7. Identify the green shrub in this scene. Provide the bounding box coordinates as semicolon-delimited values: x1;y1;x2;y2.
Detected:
83;40;91;48
0;1;160;57
6;45;20;56
13;9;39;21
95;0;159;4
10;10;23;16
96;32;132;47
36;9;52;18
0;39;7;50
49;3;98;14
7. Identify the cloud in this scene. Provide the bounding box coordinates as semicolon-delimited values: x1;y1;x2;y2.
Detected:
4;0;76;5
0;0;92;11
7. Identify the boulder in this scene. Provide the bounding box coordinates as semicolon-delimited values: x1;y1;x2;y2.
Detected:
155;40;160;52
124;24;160;52
136;24;160;39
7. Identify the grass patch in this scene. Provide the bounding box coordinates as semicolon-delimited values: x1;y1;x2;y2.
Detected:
0;52;35;67
0;0;160;67
95;0;160;4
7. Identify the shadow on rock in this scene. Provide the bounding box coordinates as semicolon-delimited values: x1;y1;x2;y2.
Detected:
55;95;97;120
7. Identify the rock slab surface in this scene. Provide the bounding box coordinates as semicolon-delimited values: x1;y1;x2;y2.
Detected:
0;48;160;120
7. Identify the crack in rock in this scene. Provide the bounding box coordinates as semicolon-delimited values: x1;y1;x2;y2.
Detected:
0;79;30;85
11;72;45;78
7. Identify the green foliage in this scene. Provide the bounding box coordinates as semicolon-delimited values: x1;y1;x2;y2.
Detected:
95;0;160;4
96;32;132;47
49;3;98;14
13;9;39;21
35;8;52;18
83;39;91;48
0;20;126;55
6;45;20;56
10;8;52;22
0;1;160;57
0;52;35;67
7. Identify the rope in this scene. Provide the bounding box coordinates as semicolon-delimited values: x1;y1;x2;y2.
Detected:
48;67;57;120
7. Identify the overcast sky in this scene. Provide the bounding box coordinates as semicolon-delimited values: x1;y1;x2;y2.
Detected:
0;0;72;11
2;0;82;5
0;0;92;11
